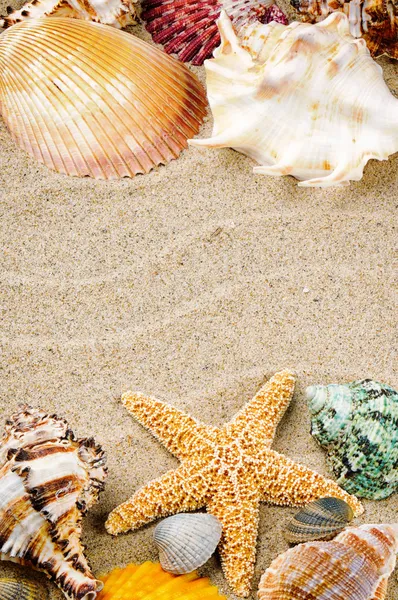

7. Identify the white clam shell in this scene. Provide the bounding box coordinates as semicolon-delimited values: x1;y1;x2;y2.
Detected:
154;513;222;574
190;11;398;188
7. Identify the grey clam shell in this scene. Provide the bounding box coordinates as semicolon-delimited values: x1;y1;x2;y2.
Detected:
154;513;222;574
284;497;354;544
0;579;47;600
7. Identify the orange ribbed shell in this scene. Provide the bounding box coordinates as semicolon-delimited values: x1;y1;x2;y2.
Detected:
97;562;227;600
0;19;207;179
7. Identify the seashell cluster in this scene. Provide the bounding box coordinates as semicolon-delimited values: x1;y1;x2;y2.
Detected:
189;11;398;187
290;0;398;59
141;0;287;65
0;0;137;29
0;578;47;600
0;405;107;600
258;523;398;600
307;379;398;499
97;561;227;599
154;513;222;574
284;497;354;544
0;18;207;179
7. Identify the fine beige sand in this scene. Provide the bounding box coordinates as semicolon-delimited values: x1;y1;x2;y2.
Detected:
0;3;397;598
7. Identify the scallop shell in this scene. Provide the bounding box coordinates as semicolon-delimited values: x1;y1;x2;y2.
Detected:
290;0;398;59
189;11;398;187
0;0;137;29
306;379;398;500
258;524;398;600
154;513;222;574
141;0;287;65
0;18;207;179
0;405;107;600
284;497;354;544
0;579;46;600
97;561;227;599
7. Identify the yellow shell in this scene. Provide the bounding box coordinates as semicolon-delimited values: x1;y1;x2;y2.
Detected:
0;18;207;179
97;561;227;599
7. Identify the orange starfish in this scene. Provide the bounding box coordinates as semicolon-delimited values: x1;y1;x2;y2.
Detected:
106;370;363;597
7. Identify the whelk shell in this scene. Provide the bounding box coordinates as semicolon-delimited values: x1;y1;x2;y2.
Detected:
141;0;287;65
0;0;137;29
97;561;227;599
0;18;207;179
258;523;398;600
0;405;107;600
154;513;222;574
284;497;354;544
307;379;398;499
290;0;398;59
0;578;47;600
189;11;398;187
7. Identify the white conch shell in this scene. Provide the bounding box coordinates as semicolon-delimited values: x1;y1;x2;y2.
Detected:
258;523;398;600
154;513;222;574
190;11;398;187
0;0;137;29
0;18;207;179
0;405;107;600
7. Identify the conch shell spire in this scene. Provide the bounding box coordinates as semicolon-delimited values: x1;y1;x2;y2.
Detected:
190;11;398;187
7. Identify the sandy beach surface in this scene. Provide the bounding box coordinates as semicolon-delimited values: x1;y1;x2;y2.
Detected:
0;3;397;598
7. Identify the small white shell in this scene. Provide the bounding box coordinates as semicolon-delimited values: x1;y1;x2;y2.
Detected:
154;513;222;574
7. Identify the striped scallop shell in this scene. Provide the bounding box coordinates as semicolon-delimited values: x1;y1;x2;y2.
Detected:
141;0;287;65
0;18;207;179
97;561;227;599
189;11;398;187
0;579;46;600
258;524;398;600
0;0;137;29
0;405;107;600
284;497;354;544
154;513;222;574
290;0;398;59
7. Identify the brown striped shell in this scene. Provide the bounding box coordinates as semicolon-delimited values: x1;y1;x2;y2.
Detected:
284;497;354;543
0;18;207;179
0;405;107;599
0;579;47;600
258;524;398;600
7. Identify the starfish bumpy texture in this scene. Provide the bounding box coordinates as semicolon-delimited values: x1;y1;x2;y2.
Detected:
106;370;363;597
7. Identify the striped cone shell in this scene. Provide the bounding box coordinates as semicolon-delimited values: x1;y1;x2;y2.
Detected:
141;0;287;65
0;405;107;600
258;524;398;600
0;18;207;179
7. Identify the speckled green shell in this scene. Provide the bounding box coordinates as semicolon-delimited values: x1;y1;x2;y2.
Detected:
306;379;398;499
0;579;47;600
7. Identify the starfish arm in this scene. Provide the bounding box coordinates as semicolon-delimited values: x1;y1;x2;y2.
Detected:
258;449;364;516
105;465;207;535
225;370;296;446
121;392;215;460
207;479;261;597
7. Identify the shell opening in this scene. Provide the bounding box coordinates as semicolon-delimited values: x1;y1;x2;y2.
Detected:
82;593;97;600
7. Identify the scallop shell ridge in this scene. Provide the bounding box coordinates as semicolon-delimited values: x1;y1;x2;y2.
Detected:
154;513;222;574
0;579;47;600
189;11;398;187
0;18;207;179
284;497;354;543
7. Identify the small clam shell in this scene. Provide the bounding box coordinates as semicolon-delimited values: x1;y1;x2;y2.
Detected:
284;497;354;544
0;579;47;600
154;513;222;574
